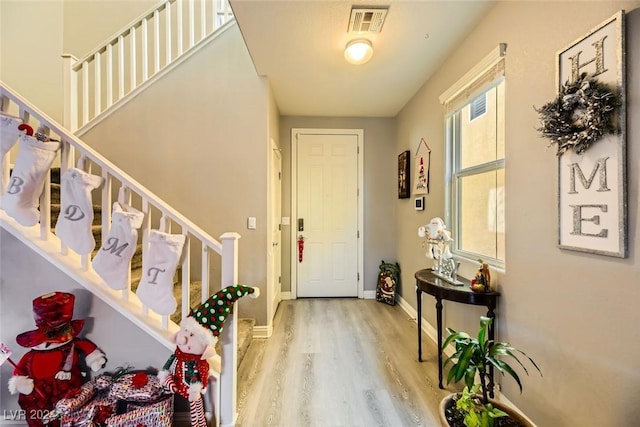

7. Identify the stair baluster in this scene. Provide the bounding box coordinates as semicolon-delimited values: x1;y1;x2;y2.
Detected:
62;0;235;133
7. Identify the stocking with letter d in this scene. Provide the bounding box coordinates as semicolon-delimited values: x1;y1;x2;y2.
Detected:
54;167;104;255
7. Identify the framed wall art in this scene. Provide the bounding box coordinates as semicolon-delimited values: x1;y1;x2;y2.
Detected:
555;11;626;257
413;138;431;195
398;150;410;199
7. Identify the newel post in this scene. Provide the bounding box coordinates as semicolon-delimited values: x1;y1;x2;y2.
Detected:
220;232;240;427
62;54;78;132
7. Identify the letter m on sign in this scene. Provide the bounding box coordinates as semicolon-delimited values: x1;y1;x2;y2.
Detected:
567;157;611;194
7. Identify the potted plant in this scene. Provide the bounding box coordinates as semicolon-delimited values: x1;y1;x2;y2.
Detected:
439;316;542;427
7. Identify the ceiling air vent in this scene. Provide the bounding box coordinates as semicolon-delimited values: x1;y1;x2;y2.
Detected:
348;7;389;33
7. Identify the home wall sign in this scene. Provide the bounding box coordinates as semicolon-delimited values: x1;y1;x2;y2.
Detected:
556;11;626;257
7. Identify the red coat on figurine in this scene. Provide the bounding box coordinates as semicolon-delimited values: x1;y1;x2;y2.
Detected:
7;292;106;427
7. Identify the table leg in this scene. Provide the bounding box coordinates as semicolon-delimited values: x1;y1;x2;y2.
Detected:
487;305;496;398
436;297;443;389
417;287;422;362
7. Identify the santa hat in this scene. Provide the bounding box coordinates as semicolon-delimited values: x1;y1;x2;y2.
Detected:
16;292;85;348
181;285;259;347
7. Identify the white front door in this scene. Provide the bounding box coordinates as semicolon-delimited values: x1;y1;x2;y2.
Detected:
294;130;360;298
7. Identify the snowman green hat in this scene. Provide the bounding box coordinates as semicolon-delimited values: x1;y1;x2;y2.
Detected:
181;285;259;347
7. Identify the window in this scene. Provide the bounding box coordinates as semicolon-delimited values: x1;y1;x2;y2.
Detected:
440;45;506;267
469;93;487;121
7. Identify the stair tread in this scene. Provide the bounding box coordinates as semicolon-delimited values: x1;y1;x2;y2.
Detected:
50;203;103;210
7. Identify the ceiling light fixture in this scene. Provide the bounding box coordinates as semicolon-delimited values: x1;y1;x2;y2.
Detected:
344;39;373;65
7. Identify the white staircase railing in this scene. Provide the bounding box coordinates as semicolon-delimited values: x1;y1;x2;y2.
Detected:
1;81;241;427
63;0;234;132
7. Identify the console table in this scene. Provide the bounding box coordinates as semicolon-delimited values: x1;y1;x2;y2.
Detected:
415;269;500;397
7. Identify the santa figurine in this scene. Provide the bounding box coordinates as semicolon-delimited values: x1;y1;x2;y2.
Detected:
7;292;106;427
159;284;259;427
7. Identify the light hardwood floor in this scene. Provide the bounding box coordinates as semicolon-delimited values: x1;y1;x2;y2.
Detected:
236;299;453;427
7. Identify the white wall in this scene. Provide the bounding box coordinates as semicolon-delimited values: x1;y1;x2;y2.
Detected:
0;0;65;123
62;0;157;58
396;2;640;426
0;230;170;416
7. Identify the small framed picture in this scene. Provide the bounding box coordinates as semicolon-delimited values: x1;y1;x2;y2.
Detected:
398;150;410;199
414;196;424;211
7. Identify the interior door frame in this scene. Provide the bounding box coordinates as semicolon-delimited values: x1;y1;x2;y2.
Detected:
268;137;282;329
290;128;364;299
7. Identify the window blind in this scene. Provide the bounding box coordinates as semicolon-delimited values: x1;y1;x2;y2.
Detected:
439;43;507;114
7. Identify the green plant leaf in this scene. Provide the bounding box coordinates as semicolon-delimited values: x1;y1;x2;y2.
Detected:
492;358;523;392
487;407;508;418
464;366;476;390
454;345;476;382
442;315;542;416
442;330;461;350
477;318;489;351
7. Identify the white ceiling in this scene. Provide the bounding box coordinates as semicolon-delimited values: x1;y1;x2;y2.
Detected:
229;0;495;118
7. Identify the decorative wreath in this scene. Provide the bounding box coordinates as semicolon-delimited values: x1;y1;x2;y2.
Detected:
536;72;619;156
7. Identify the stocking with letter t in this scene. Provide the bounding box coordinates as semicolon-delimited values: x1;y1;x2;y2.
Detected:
136;229;186;316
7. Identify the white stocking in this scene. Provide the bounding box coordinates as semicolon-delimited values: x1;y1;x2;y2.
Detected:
1;135;60;226
92;202;144;290
0;114;22;160
54;168;104;255
0;115;22;197
136;230;186;316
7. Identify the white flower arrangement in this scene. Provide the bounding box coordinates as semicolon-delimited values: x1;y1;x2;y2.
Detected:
418;217;453;273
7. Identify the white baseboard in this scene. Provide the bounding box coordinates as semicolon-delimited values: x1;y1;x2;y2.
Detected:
252;325;272;339
281;290;377;300
396;293;443;353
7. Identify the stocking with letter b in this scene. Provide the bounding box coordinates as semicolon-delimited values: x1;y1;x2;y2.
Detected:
2;134;60;226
